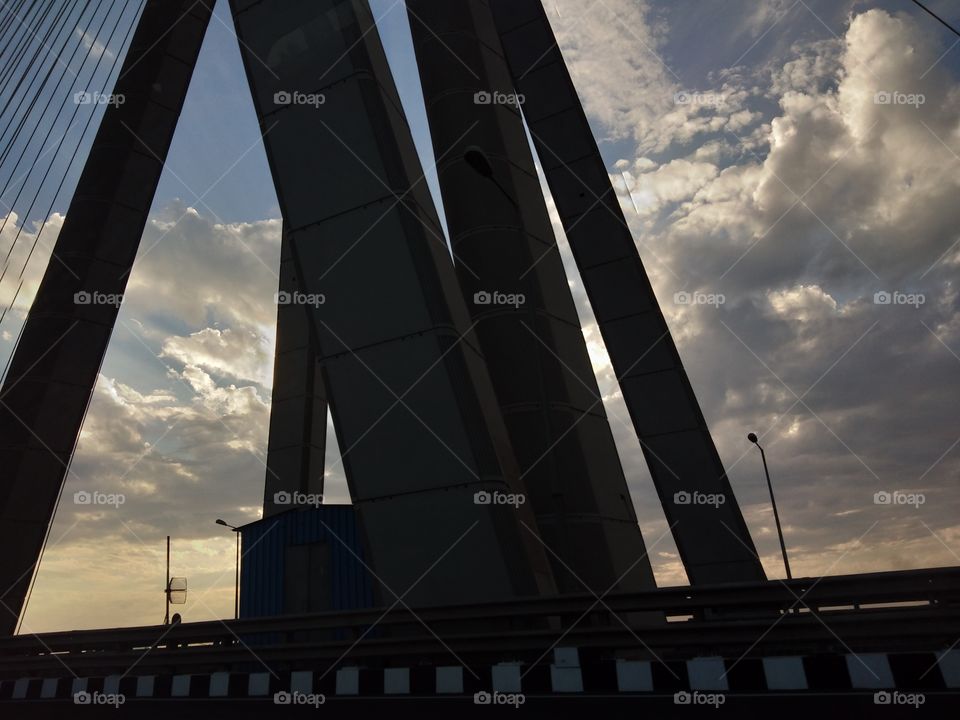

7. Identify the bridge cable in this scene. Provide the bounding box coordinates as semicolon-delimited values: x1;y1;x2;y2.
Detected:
0;0;54;94
0;0;113;336
0;0;116;261
0;0;32;61
0;0;74;121
0;1;99;183
910;0;960;38
10;0;147;635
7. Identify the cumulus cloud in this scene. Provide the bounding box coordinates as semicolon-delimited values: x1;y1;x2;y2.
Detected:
2;205;351;630
161;328;274;387
0;211;61;326
549;0;764;154
618;157;720;217
9;2;960;627
123;204;283;332
547;5;960;583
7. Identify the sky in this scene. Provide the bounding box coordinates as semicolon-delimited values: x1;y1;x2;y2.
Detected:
0;0;958;633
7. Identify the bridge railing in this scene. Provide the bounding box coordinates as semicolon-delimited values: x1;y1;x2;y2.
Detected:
1;566;958;675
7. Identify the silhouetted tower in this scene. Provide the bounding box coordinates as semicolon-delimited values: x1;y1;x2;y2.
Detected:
0;0;767;637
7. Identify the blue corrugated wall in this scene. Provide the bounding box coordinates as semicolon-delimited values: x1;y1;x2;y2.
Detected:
238;505;374;618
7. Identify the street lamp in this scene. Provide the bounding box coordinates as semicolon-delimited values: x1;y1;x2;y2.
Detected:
215;519;240;619
748;433;793;580
463;146;520;209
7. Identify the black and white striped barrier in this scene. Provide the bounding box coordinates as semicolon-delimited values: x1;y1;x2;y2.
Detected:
2;648;958;700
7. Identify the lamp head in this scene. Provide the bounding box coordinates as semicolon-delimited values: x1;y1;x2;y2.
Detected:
747;432;759;444
464;146;493;178
215;518;228;527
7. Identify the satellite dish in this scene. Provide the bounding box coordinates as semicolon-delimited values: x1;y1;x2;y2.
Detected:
168;577;187;605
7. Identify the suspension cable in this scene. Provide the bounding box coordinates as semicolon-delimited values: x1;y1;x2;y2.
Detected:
0;0;91;168
0;0;98;176
0;0;117;250
12;0;148;636
15;0;137;279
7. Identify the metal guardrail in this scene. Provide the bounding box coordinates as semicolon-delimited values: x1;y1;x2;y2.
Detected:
1;566;958;675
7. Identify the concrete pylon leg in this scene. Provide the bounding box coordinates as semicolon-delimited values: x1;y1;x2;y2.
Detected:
0;0;214;636
229;0;556;605
263;225;327;517
406;0;656;594
489;0;765;584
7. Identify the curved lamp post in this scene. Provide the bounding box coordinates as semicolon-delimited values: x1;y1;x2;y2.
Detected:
748;433;792;580
215;519;240;619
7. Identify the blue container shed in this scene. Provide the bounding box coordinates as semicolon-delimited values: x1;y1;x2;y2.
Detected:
238;505;374;619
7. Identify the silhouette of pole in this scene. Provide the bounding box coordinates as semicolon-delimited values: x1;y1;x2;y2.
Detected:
164;536;170;626
216;520;240;619
748;433;792;579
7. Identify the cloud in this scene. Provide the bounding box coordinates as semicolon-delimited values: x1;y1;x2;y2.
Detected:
549;0;763;153
0;212;61;323
1;206;293;629
618;157;720;216
161;328;274;387
124;204;282;332
9;3;960;631
75;26;116;61
548;5;960;581
766;284;840;324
